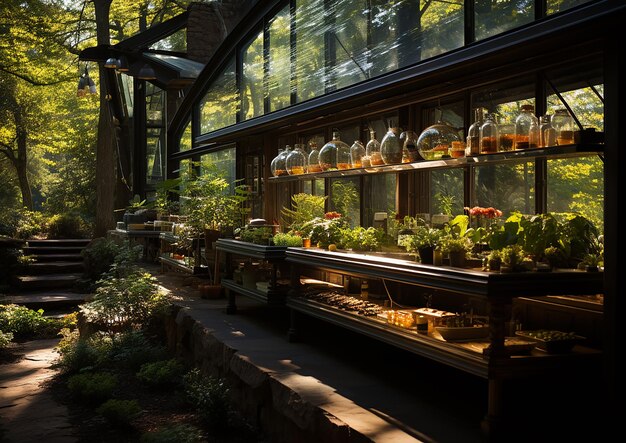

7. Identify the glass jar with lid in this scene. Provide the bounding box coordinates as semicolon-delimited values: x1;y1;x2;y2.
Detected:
307;140;322;173
551;108;575;145
350;140;366;168
514;104;538;150
417;121;459;160
467;107;486;156
381;126;403;164
319;131;351;171
286;143;308;175
270;147;289;177
480;113;499;154
366;129;383;166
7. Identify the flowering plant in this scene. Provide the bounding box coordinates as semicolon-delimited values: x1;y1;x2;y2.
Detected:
299;212;348;248
464;206;504;246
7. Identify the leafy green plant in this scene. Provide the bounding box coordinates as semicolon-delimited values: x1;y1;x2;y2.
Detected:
107;331;169;372
96;399;142;426
239;226;273;245
331;181;358;225
54;329;109;374
81;238;131;282
340;226;384;251
140;424;205;443
67;371;117;403
281;193;327;233
440;235;474;255
0;304;50;338
152;177;182;216
137;358;185;387
271;232;303;247
500;245;527;272
46;213;88;239
400;226;444;253
184;369;231;431
0;330;13;348
80;271;171;332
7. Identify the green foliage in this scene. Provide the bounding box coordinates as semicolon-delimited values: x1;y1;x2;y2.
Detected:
440;235;474;254
152;178;182;215
281;193;327;232
271;232;303;247
0;209;47;239
300;213;348;249
67;371;117;404
107;331;169;372
54;329;112;374
0;304;49;338
137;358;186;387
184;369;231;431
46;213;90;239
140;424;205;443
340;226;385;251
81;238;127;282
239;226;273;245
400;226;444;253
80;271;171;332
435;192;456;216
0;330;13;348
331;181;358;225
500;245;528;271
96;399;141;426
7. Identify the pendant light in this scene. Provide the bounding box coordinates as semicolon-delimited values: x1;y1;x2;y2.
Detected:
137;64;156;80
77;66;97;97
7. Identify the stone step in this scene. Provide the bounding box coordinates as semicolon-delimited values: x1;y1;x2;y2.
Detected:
23;246;86;256
27;253;84;262
3;290;88;311
21;261;85;275
26;238;91;248
14;274;83;291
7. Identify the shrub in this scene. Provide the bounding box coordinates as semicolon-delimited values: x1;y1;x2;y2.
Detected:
80;271;171;332
67;372;117;403
54;329;112;374
271;232;303;247
108;331;169;372
137;358;185;387
0;304;50;338
46;213;88;239
140;424;204;443
0;330;13;349
81;238;125;282
96;399;141;426
184;369;231;430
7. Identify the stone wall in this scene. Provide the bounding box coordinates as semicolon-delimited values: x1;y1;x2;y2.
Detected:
162;304;373;443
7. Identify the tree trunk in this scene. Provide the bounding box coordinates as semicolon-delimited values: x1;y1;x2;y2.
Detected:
14;106;33;210
93;0;116;238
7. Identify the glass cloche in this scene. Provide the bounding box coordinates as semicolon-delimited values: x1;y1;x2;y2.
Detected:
380;126;403;165
319;131;351;171
416;121;460;161
307;140;322;173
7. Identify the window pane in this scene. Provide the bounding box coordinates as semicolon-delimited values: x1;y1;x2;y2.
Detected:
149;28;187;52
329;177;360;226
475;0;534;42
199;57;238;134
146;128;165;185
417;0;464;60
241;31;264;120
333;0;368;90
200;146;236;193
295;0;326;102
473;162;535;216
547;157;603;232
268;6;291;112
363;174;396;227
179;120;192;152
472;78;536;128
431;169;464;216
547;0;591;15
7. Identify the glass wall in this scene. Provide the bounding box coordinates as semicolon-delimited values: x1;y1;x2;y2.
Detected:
268;6;292;112
475;0;534;41
200;146;237;193
199;56;237;134
241;30;264;120
146;84;165;186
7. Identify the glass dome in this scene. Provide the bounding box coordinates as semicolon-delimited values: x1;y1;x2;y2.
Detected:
416;122;460;161
286;144;308;175
270;147;290;176
307;141;322;173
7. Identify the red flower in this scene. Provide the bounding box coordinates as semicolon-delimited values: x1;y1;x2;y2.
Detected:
324;211;342;220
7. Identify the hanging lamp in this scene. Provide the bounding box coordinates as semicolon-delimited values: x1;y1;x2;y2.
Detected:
137;64;156;80
77;66;97;97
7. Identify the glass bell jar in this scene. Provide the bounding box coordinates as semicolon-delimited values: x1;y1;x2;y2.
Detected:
366;129;383;166
380;126;403;165
307;140;322;173
286;143;308;175
416;121;460;160
400;130;419;163
270;147;289;177
319;131;351;171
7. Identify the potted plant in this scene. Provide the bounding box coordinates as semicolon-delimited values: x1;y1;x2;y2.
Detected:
440;235;474;268
400;226;443;264
486;249;502;271
499;244;528;272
